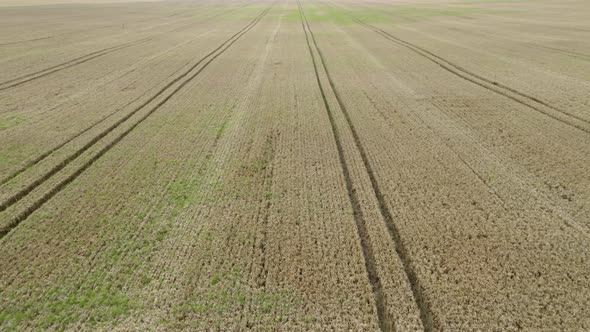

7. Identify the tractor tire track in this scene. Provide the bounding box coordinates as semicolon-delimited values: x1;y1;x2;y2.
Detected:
0;73;167;187
0;8;236;92
298;2;433;331
0;33;72;46
353;19;590;136
442;22;590;62
528;43;590;61
0;31;208;187
296;2;412;331
254;130;277;289
0;6;220;47
0;5;273;240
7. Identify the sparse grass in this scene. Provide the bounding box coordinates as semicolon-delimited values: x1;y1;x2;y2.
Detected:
165;177;222;208
0;113;26;131
281;3;511;26
0;277;133;330
0;150;17;169
38;287;132;329
0;207;175;330
169;269;294;329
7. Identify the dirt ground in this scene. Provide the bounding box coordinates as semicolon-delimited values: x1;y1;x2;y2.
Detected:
0;0;589;330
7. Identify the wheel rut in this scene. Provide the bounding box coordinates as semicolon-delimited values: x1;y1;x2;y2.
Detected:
298;1;432;331
353;18;590;136
0;5;274;240
0;7;238;91
0;27;211;187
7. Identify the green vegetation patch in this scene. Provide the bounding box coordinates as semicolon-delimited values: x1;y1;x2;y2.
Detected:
0;149;19;170
0;281;134;331
0;211;174;330
280;4;509;25
169;269;295;329
39;287;132;328
166;177;222;209
165;119;230;209
0;113;26;131
283;5;388;25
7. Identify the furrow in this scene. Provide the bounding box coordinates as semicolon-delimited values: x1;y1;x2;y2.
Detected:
0;89;146;186
0;5;273;240
353;19;590;135
528;43;590;61
300;4;435;331
413;105;510;211
0;8;234;91
254;131;277;289
0;28;206;187
296;2;390;331
0;33;70;46
0;6;209;48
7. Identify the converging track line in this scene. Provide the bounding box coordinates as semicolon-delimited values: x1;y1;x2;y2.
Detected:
352;18;590;136
297;1;432;331
0;5;274;240
0;27;210;187
0;8;238;91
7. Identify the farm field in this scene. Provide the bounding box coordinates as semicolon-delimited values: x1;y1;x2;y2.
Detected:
0;0;589;330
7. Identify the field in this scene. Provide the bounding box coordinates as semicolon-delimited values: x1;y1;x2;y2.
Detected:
0;0;589;330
